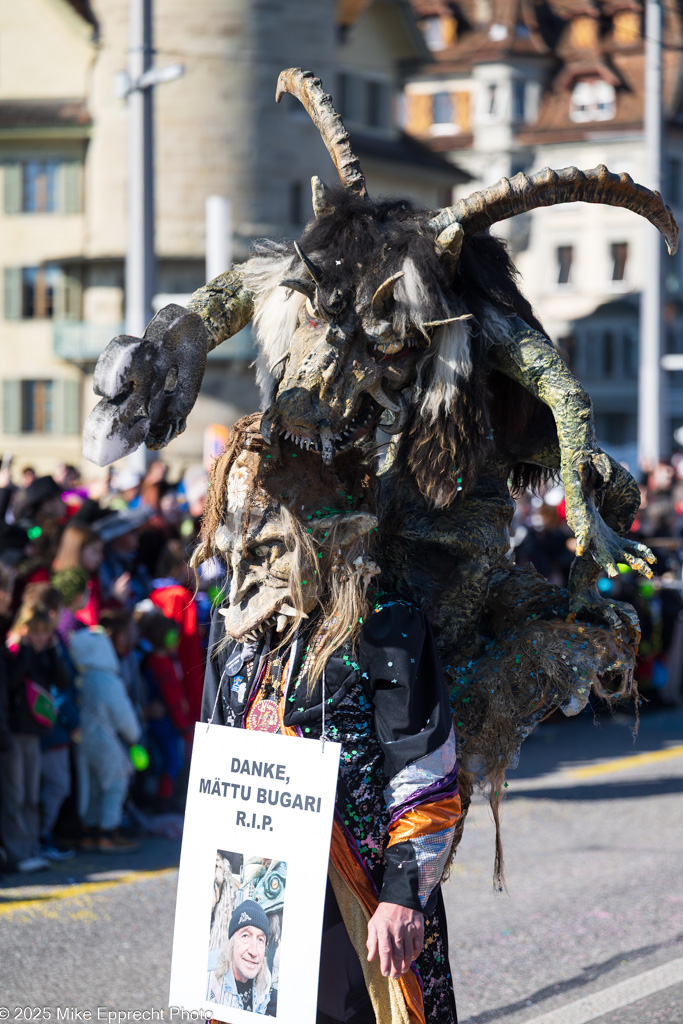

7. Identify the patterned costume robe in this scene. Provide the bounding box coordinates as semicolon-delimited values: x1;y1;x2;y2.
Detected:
202;599;462;1024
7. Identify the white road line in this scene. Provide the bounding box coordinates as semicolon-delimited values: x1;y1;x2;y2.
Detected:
516;956;683;1024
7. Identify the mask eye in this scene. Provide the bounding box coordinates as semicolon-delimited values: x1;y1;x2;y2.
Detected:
253;545;270;557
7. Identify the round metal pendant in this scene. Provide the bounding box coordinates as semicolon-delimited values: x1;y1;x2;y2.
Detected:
247;698;280;733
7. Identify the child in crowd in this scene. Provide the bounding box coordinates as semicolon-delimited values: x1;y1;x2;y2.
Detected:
27;579;84;860
99;607;146;721
150;539;205;723
69;620;142;854
1;602;69;872
137;608;193;806
52;522;104;627
52;567;89;645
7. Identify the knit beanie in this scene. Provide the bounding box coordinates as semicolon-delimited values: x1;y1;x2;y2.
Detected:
228;899;269;940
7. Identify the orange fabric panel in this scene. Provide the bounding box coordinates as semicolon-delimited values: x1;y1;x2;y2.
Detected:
282;718;425;1023
387;792;462;847
330;820;426;1024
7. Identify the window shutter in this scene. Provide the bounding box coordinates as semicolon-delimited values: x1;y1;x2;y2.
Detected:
405;93;433;135
2;380;21;435
3;163;22;214
3;267;22;320
52;378;81;435
54;269;81;321
60;161;83;214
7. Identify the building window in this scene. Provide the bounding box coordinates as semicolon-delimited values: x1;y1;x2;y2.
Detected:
570;80;615;123
556;245;573;286
367;80;382;128
3;159;83;214
602;331;616;376
22;266;60;318
512;80;526;121
421;16;446;50
22;160;59;212
432;92;452;124
365;80;392;129
486;83;498;116
21;380;53;433
2;378;80;436
3;265;81;321
610;242;628;282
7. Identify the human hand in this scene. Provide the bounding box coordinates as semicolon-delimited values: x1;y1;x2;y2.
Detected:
366;902;424;979
111;571;132;603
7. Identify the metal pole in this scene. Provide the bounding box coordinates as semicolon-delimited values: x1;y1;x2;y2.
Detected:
205;196;233;283
125;0;156;339
639;0;664;466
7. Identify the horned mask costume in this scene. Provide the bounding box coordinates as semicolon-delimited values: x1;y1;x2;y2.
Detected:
84;67;679;1024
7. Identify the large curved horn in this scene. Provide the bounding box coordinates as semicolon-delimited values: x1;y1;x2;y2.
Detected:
430;165;678;255
276;68;369;201
371;272;405;318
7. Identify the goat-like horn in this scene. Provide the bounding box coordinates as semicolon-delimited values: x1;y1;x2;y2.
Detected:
276;69;369;200
430;165;679;255
368;382;400;413
311;175;333;221
280;277;315;300
371;272;405;318
294;242;324;287
434;221;464;258
379;392;410;435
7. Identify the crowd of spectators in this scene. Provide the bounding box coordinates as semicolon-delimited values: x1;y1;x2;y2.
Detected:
1;449;681;874
512;455;683;708
0;458;216;874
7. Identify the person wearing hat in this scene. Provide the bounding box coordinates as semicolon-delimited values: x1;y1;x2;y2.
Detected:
207;899;275;1014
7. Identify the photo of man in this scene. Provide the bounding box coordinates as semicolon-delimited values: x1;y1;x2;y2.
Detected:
206;850;285;1016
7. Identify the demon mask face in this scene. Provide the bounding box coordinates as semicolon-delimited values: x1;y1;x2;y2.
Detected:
199;413;378;642
249;70;677;469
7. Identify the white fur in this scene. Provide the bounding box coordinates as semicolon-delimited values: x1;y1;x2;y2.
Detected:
418;319;472;422
242;247;304;400
415;303;514;423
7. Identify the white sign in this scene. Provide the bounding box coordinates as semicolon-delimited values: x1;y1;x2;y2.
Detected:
170;722;341;1024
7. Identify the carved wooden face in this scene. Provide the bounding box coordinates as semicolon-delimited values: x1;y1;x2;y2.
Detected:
216;455;306;641
261;276;428;465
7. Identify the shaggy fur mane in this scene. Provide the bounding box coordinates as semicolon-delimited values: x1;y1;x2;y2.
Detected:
243;188;555;502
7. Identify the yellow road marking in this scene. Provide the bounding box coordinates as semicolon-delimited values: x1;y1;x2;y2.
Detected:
569;744;683;779
0;866;177;918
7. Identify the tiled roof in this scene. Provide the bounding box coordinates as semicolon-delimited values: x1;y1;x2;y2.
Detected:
0;100;91;129
407;0;683;147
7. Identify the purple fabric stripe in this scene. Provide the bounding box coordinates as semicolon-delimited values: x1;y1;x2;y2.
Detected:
388;763;460;830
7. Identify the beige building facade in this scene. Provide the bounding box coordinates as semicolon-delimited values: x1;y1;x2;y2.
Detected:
0;0;463;478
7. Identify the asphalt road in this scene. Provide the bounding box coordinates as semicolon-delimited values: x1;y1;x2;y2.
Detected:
1;704;682;1023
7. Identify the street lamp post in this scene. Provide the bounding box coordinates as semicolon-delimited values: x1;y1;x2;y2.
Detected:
638;0;665;466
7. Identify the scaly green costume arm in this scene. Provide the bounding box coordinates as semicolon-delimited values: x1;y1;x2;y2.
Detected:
186;264;254;351
491;317;655;588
